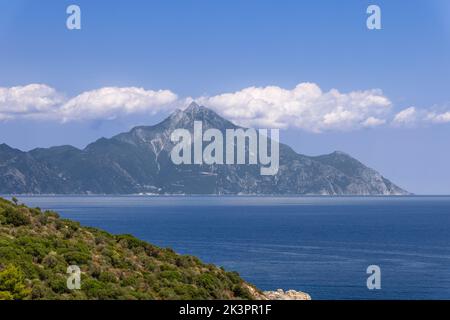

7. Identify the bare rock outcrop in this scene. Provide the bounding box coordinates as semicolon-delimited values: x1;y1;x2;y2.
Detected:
263;289;311;300
244;284;311;300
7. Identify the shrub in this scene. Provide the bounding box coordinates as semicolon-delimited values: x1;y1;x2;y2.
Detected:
82;279;123;299
0;265;31;300
98;271;117;283
37;214;48;225
160;270;182;282
116;234;146;251
62;251;91;265
2;207;31;227
31;281;55;299
232;284;252;299
48;275;68;294
42;252;60;268
197;273;221;292
226;271;242;284
30;208;42;216
175;256;191;268
44;210;60;219
0;291;13;300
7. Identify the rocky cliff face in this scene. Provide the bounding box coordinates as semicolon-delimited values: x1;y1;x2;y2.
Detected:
0;103;409;195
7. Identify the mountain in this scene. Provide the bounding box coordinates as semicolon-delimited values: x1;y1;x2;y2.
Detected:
0;103;408;195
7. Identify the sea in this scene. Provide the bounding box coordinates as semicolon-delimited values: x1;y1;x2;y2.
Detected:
12;196;450;300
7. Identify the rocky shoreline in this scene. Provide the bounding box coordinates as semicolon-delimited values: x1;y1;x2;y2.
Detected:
244;285;311;300
263;289;311;300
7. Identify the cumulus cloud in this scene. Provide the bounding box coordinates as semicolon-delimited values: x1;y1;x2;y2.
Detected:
1;83;450;132
393;107;417;126
426;111;450;124
0;84;177;122
197;83;392;132
393;107;450;127
60;87;178;121
0;84;64;116
362;117;386;127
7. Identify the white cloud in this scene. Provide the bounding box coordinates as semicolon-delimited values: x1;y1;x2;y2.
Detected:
60;87;178;121
1;83;450;132
0;84;64;115
393;107;417;126
426;111;450;124
0;84;177;122
363;117;386;127
197;83;392;132
393;107;450;127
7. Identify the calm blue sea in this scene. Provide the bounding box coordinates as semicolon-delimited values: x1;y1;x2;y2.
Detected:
13;196;450;300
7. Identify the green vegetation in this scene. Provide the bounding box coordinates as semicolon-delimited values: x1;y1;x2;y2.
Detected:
0;197;256;300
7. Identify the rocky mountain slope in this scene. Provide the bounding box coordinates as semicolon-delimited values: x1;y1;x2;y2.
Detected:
0;103;408;195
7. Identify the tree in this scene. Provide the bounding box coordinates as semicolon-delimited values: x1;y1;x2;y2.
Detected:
0;265;31;300
11;197;18;206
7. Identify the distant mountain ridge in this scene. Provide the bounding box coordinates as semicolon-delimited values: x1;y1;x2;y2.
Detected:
0;103;409;195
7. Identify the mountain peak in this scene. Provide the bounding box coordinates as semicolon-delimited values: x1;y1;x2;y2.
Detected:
0;143;20;153
187;101;200;108
184;101;207;113
331;151;350;157
165;102;237;129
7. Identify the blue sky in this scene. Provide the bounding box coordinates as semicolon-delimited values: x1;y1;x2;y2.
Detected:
1;0;450;194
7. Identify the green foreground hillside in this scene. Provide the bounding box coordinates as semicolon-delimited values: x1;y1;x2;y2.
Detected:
0;197;256;300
